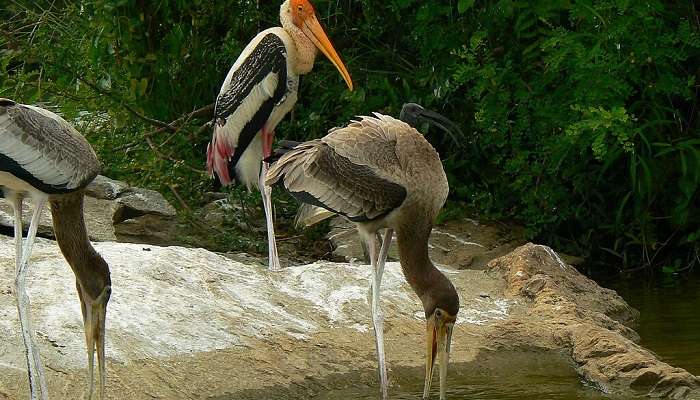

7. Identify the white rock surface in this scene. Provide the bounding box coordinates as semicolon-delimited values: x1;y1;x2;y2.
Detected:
0;236;508;372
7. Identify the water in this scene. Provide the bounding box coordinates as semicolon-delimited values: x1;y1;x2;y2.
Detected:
231;351;617;400
314;272;700;400
314;353;612;399
607;271;700;376
228;272;699;400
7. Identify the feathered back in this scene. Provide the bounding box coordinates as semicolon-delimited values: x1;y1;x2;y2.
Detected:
0;99;101;194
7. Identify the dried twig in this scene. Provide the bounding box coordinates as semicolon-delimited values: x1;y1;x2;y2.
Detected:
167;184;192;212
144;135;204;173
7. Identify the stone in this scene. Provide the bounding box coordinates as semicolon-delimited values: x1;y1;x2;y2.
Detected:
0;177;179;247
114;214;180;246
0;196;117;242
486;243;697;397
111;187;179;246
84;175;130;200
113;187;176;223
327;215;528;269
200;198;243;228
0;239;697;399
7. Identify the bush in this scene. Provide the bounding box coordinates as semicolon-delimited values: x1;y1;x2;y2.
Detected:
1;0;698;273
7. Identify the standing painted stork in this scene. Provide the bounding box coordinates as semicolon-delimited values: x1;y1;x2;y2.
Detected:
206;0;353;271
0;99;111;400
266;105;461;399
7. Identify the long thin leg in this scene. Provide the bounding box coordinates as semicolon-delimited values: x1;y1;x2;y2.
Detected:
260;128;280;271
9;194;36;398
10;194;48;400
259;161;281;271
366;231;389;400
377;229;393;278
24;197;49;400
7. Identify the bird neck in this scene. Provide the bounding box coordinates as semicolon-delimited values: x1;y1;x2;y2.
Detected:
397;221;459;318
396;222;438;301
280;3;318;75
288;28;318;75
49;191;110;299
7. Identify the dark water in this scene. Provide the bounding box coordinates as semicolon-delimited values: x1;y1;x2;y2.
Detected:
606;270;700;376
315;352;612;400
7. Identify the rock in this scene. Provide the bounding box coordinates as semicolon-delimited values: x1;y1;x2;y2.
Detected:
110;187;179;246
488;243;639;326
0;176;179;246
113;188;176;223
200;198;243;228
486;243;698;397
84;175;130;200
0;235;513;399
0;196;117;242
0;238;697;399
114;214;180;246
327;216;528;269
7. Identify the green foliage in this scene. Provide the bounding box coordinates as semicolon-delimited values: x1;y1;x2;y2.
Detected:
1;0;699;272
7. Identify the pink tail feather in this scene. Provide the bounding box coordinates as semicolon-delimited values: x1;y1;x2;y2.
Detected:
206;127;234;185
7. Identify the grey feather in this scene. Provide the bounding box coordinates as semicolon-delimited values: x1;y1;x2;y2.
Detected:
0;100;101;193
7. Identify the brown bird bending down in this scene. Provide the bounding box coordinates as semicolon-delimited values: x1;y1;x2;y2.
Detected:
206;0;353;271
0;99;111;400
266;106;460;399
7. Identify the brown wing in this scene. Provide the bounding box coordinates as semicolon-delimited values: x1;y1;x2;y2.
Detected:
0;99;101;193
265;139;406;222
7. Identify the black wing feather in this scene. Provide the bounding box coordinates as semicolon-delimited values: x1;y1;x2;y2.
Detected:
214;33;288;175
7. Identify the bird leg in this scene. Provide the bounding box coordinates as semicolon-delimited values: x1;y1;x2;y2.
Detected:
366;229;392;400
360;232;383;264
23;196;49;400
377;229;393;275
10;194;49;400
260;128;281;271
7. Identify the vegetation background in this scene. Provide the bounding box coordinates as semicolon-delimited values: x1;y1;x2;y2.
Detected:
1;0;698;276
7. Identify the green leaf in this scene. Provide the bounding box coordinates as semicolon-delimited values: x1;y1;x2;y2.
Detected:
661;265;676;275
458;0;475;14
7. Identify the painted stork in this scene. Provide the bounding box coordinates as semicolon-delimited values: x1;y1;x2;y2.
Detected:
266;105;461;399
0;99;111;400
206;0;353;271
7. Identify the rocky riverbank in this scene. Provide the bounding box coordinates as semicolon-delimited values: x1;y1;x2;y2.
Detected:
0;223;697;399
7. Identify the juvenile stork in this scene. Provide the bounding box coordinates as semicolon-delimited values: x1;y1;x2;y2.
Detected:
266;106;460;399
206;0;353;271
0;99;111;400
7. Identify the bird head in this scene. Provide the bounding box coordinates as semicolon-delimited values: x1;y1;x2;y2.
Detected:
76;255;111;400
422;274;459;399
400;103;464;147
281;0;353;90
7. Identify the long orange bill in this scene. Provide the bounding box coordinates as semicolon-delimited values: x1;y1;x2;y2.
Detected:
301;14;353;90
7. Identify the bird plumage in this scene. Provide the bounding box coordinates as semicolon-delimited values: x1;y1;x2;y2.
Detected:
0;99;100;194
266;110;458;400
205;0;353;272
207;29;299;189
0;98;110;400
266;113;447;226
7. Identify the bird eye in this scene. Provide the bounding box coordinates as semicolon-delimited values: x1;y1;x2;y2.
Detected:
298;5;303;11
435;309;443;318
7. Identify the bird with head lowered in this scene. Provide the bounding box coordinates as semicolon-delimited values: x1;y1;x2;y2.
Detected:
266;104;461;399
0;98;111;400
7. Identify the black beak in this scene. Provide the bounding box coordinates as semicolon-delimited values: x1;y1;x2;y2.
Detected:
416;108;465;148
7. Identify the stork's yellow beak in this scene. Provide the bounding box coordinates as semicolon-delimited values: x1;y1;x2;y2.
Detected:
424;311;455;399
78;285;111;400
301;13;354;90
